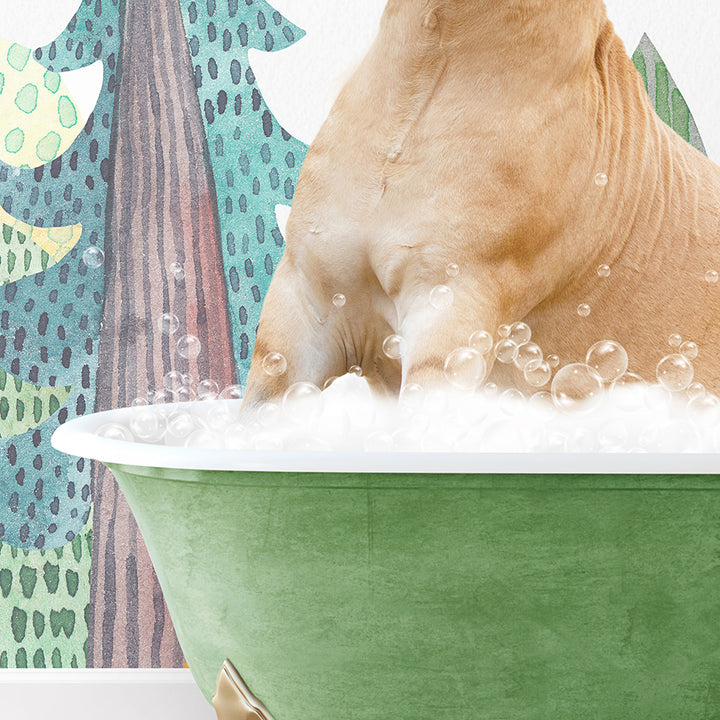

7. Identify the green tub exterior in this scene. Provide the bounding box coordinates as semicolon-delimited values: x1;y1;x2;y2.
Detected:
108;464;720;719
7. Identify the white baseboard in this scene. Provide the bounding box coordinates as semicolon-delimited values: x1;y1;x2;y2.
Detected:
0;669;216;720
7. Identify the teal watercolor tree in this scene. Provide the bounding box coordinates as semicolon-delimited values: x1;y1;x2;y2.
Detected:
0;0;122;667
180;0;309;381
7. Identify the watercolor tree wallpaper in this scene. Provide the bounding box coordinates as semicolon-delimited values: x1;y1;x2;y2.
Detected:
0;0;715;670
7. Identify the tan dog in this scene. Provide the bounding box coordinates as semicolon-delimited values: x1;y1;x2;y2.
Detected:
243;0;720;408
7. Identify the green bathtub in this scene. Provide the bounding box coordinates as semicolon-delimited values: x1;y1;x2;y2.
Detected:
53;404;720;719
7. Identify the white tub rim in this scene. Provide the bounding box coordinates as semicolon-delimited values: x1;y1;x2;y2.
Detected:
49;401;720;475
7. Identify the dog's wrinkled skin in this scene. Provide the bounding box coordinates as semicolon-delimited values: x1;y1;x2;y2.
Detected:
243;0;720;408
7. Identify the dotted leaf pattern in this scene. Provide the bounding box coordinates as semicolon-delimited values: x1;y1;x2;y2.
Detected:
180;0;308;380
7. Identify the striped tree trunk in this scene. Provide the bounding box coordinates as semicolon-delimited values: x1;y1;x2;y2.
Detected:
89;0;236;667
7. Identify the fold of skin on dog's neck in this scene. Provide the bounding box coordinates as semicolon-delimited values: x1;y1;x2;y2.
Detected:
243;0;720;409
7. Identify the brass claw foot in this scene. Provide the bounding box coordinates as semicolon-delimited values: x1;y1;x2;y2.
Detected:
212;659;276;720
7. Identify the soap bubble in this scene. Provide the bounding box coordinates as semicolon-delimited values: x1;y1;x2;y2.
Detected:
705;270;719;284
656;354;693;392
257;402;282;428
262;352;287;377
219;384;244;400
169;262;185;281
585;340;628;382
508;322;531;346
445;262;459;278
594;172;608;187
686;382;706;401
494;339;518;364
514;342;542;371
483;382;499;396
176;386;197;402
688;393;720;414
323;376;338;391
443;347;486;390
130;397;149;408
597;264;611;278
349;364;363;376
551;363;604;413
197;379;219;400
184;429;217;449
469;330;493;355
157;313;179;335
668;333;682;347
150;388;173;404
223;423;248;450
680;341;698;360
332;293;346;307
524;359;552;387
97;423;133;441
176;334;201;360
163;370;185;392
497;324;511;338
610;371;645;392
529;391;553;410
130;407;166;442
82;246;105;268
547;354;560;368
166;412;196;441
382;334;406;360
577;303;591;317
399;383;425;413
429;284;454;310
283;382;323;422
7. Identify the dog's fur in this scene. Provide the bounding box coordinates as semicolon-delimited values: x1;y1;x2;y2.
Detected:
243;0;720;406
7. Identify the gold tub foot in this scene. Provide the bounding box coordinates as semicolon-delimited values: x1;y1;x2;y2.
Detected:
212;659;276;720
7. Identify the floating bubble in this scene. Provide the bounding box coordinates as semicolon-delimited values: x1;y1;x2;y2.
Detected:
176;386;197;402
585;340;628;382
705;270;719;284
686;382;706;401
332;293;346;307
169;262;185;281
150;388;173;404
469;330;493;355
514;342;542;371
130;397;149;408
547;354;560;369
157;313;179;335
429;284;454;310
443;347;486;390
166;412;196;441
529;391;553;409
323;376;338;391
223;423;248;451
197;379;219;400
445;262;459;278
163;370;185;392
597;264;611;278
176;334;201;360
257;402;282;428
594;172;608;187
262;352;287;377
399;383;424;413
688;393;720;414
483;382;499;396
551;363;604;413
524;359;552;388
283;382;323;422
129;407;166;442
82;246;105;268
382;334;406;360
668;333;682;347
610;372;645;391
349;364;363;377
577;303;591;317
97;423;133;441
656;354;693;392
219;384;244;400
680;341;698;360
497;324;511;338
508;322;531;346
494;339;518;364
